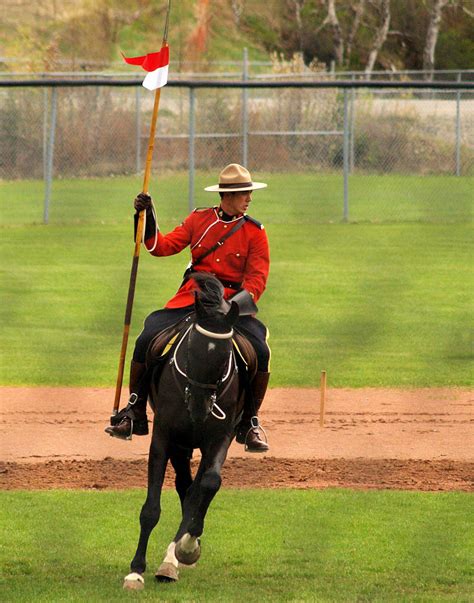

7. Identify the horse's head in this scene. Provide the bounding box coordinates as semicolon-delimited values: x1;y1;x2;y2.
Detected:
185;274;239;424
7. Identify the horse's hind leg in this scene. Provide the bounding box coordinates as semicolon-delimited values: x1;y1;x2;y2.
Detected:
155;541;180;583
170;446;193;509
155;448;193;583
124;437;169;589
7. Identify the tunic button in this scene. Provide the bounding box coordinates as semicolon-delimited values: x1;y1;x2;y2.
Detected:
224;225;228;228
236;253;240;257
198;244;202;247
216;258;220;262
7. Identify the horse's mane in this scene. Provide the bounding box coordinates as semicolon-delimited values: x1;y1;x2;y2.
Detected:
191;272;226;317
191;272;239;334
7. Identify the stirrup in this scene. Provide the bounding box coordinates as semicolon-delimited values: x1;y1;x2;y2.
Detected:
105;416;134;441
106;395;139;441
125;417;134;441
243;416;268;451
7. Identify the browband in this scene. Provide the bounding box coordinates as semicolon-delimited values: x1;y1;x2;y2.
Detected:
195;324;234;339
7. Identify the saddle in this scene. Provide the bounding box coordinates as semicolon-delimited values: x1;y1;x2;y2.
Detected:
146;314;193;367
232;330;257;382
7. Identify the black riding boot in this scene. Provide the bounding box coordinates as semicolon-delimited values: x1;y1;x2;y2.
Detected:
236;371;270;453
105;360;149;440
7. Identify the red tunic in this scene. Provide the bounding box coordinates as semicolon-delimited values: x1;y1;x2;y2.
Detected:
144;207;270;309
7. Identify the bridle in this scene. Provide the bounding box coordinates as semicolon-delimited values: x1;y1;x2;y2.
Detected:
171;323;236;420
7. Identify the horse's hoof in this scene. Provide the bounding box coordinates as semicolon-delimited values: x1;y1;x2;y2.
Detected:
155;562;179;582
123;572;145;590
175;535;201;565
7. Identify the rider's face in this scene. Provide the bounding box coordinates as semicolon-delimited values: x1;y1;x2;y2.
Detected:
220;191;252;216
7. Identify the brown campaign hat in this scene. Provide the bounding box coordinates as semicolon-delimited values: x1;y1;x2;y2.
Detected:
204;163;267;192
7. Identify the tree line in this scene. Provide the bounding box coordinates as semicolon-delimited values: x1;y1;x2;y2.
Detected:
1;0;473;73
241;0;474;73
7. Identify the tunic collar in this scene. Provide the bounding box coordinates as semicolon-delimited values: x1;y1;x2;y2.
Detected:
217;206;243;222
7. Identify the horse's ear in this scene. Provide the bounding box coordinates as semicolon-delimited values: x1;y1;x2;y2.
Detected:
225;301;240;326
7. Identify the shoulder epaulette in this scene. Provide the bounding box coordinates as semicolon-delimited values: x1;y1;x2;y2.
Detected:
244;215;264;229
193;206;213;213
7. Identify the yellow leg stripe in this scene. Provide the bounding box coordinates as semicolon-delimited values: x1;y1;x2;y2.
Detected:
265;327;271;372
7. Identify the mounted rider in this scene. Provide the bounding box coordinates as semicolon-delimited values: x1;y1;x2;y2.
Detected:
106;163;271;452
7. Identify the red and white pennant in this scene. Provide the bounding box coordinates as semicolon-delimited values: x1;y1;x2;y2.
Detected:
122;45;170;91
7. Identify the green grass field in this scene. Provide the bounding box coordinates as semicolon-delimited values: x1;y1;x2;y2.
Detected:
1;175;473;602
1;173;472;387
1;489;472;602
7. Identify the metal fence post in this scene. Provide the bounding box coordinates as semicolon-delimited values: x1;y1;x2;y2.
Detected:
135;86;142;174
188;86;196;213
343;89;350;222
242;47;249;166
455;73;462;177
44;87;57;224
349;74;356;173
43;88;48;183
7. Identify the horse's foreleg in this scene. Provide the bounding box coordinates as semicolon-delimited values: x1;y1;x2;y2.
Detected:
129;437;169;577
174;437;231;565
187;438;231;536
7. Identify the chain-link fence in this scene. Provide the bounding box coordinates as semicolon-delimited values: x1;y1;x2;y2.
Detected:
1;79;472;225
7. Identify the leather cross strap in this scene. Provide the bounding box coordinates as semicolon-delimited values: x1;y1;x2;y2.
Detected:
182;216;247;281
193;217;247;267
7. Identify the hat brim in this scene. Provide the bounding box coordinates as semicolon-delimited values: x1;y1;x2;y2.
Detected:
204;182;267;192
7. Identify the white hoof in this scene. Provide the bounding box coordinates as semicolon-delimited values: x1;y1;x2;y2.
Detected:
155;562;179;582
123;572;145;590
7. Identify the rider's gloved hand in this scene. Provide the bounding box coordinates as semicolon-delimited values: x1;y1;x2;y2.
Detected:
133;193;157;243
228;289;258;316
134;192;153;213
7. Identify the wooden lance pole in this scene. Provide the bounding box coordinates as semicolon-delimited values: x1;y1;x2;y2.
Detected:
319;370;327;427
112;2;171;415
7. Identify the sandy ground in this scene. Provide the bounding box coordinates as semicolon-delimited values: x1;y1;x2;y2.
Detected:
1;386;473;491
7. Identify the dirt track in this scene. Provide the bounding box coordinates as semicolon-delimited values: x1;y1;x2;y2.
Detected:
1;386;473;491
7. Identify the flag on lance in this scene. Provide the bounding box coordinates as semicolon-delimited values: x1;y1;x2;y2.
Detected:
122;45;170;91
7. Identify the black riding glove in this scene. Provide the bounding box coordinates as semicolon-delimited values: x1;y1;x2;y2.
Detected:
228;289;258;316
134;192;152;213
133;193;158;242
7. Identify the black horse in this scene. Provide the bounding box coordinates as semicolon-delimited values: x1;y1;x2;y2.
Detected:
123;274;245;590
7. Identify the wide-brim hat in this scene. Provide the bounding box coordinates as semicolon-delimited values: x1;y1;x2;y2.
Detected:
204;163;267;192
